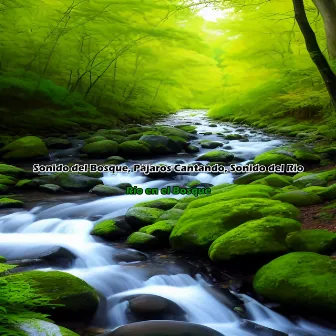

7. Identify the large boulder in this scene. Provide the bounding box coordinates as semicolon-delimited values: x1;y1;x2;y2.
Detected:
105;320;223;336
119;141;151;157
209;216;301;262
0;136;48;161
125;206;165;229
90;219;128;240
253;252;336;316
139;135;182;154
170;198;299;252
197;150;234;163
81;140;118;158
53;173;101;192
286;229;336;254
3;270;99;320
271;190;321;206
157;126;193;140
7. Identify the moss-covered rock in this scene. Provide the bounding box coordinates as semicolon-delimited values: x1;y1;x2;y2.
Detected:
89;184;125;196
140;220;176;241
209;216;301;262
317;183;336;201
293;174;327;188
286;230;336;254
0;174;16;185
272;190;321;206
186;185;275;209
0;255;6;263
199;140;223;149
45;137;72;149
85;135;107;144
53;173;101;192
234;173;270;185
302;186;327;194
0;164;25;177
105;156;126;164
185;145;200;153
133;198;178;210
224;134;247;140
126;232;159;250
40;183;64;193
251;174;293;188
0;136;48;161
158;208;184;221
197;150;234;163
294;150;321;163
175;125;197;133
0;197;24;209
253;252;336;316
186;180;201;188
254;153;299;166
15;179;38;189
125;206;165;229
4;270;99;319
139;135;182;154
156;126;192;140
170;198;299;252
81;140;118;158
19;320;80;336
90;219;128;240
119;140;151;157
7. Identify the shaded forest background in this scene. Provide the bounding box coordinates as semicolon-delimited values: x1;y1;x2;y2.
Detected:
0;0;335;138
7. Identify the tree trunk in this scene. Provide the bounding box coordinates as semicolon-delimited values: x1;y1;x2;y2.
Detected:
293;0;336;108
312;0;336;59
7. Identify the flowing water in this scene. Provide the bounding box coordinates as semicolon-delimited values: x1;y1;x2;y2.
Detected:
0;110;335;336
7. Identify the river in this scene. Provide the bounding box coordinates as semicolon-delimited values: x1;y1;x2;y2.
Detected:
0;110;334;336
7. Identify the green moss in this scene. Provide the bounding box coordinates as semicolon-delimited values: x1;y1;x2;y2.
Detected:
251;174;293;188
119;140;151;157
0;197;24;209
158;208;184;221
286;230;336;254
0;174;16;185
0;256;6;263
133;198;178;210
302;186;327;193
272;190;322;206
15;179;38;189
89;185;125;196
170;198;299;252
125;206;165;229
0;136;48;161
197;150;234;162
199;140;223;149
85;136;106;144
53;173;101;192
105;156;126;164
0;263;16;276
126;232;159;250
175;125;197;133
186;185;275;209
294;150;320;163
90;219;127;239
253;252;336;315
156;126;191;140
186;180;201;188
209;216;301;262
317;183;336;201
140;220;176;241
4;271;99;318
0;183;9;193
224;133;247;140
59;326;80;336
293;174;327;188
81;140;118;158
254;153;299;166
234;173;270;185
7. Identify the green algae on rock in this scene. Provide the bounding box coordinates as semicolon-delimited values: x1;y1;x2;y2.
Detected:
286;230;336;254
209;216;301;262
253;252;336;316
170;198;299;252
0;136;48;161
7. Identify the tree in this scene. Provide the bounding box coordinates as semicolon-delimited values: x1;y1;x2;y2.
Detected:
293;0;336;108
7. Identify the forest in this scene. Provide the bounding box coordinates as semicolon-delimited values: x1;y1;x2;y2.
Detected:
0;1;336;336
